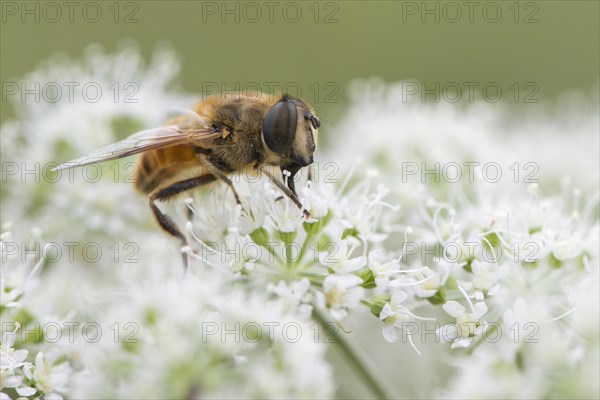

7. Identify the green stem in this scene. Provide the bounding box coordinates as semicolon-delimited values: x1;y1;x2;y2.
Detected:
286;244;294;269
313;308;392;400
298;231;317;263
263;243;285;265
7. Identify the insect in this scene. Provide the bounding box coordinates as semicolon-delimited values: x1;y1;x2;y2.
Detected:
54;93;320;256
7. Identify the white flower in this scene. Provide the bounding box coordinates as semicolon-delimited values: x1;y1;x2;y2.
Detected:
239;193;268;236
0;328;35;397
321;274;364;321
0;229;46;310
439;300;488;349
552;235;583;261
186;191;243;243
0;331;28;373
412;268;441;298
68;265;334;399
459;261;506;301
338;183;392;243
1;45;186;244
270;197;304;234
379;291;411;342
223;231;256;274
23;351;71;399
367;249;400;288
268;278;313;319
301;183;331;219
319;239;366;274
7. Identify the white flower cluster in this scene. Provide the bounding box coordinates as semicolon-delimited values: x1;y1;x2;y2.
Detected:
181;172;420;323
1;48;598;399
0;227;334;399
328;80;599;398
1;229;72;399
66;263;334;399
1;44;186;243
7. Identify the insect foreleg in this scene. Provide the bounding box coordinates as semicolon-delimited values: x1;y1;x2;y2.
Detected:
261;167;310;218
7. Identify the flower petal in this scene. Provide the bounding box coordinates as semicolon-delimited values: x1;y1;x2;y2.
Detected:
382;325;398;343
473;301;488;318
379;303;394;320
16;386;37;396
443;301;465;317
451;337;473;349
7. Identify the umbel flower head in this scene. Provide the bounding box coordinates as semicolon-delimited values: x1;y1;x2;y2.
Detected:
1;46;598;399
67;264;335;399
0;226;334;399
181;169;429;329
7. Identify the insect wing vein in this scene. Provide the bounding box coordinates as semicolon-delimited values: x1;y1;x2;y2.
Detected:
52;123;217;171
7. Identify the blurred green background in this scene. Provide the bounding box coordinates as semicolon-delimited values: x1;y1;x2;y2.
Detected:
1;0;599;123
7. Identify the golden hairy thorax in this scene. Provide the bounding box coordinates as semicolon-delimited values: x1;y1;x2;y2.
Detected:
134;93;277;194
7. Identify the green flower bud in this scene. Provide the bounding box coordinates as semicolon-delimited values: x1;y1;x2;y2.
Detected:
369;296;391;317
359;269;376;289
342;227;360;240
303;221;318;235
425;286;446;305
463;258;474;272
303;209;334;235
445;276;458;289
249;227;270;246
278;229;298;245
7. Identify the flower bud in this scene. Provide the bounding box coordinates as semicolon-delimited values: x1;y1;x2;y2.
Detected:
359;269;376;289
369;296;391;317
425;287;446;305
278;229;298;245
249;227;270;246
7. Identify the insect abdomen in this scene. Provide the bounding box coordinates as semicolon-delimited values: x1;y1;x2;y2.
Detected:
134;145;200;194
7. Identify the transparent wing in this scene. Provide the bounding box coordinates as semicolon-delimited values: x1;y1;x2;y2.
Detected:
53;118;219;171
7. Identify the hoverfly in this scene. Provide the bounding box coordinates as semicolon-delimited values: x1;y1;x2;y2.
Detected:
55;93;320;257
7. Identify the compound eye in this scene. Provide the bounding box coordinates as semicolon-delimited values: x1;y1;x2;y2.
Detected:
262;100;298;155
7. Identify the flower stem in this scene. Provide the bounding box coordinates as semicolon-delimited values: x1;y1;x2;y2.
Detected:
286;244;294;269
313;308;392;400
263;243;285;265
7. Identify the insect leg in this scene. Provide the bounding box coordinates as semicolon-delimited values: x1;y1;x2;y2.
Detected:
281;165;302;198
195;153;242;205
262;167;310;218
149;174;217;268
